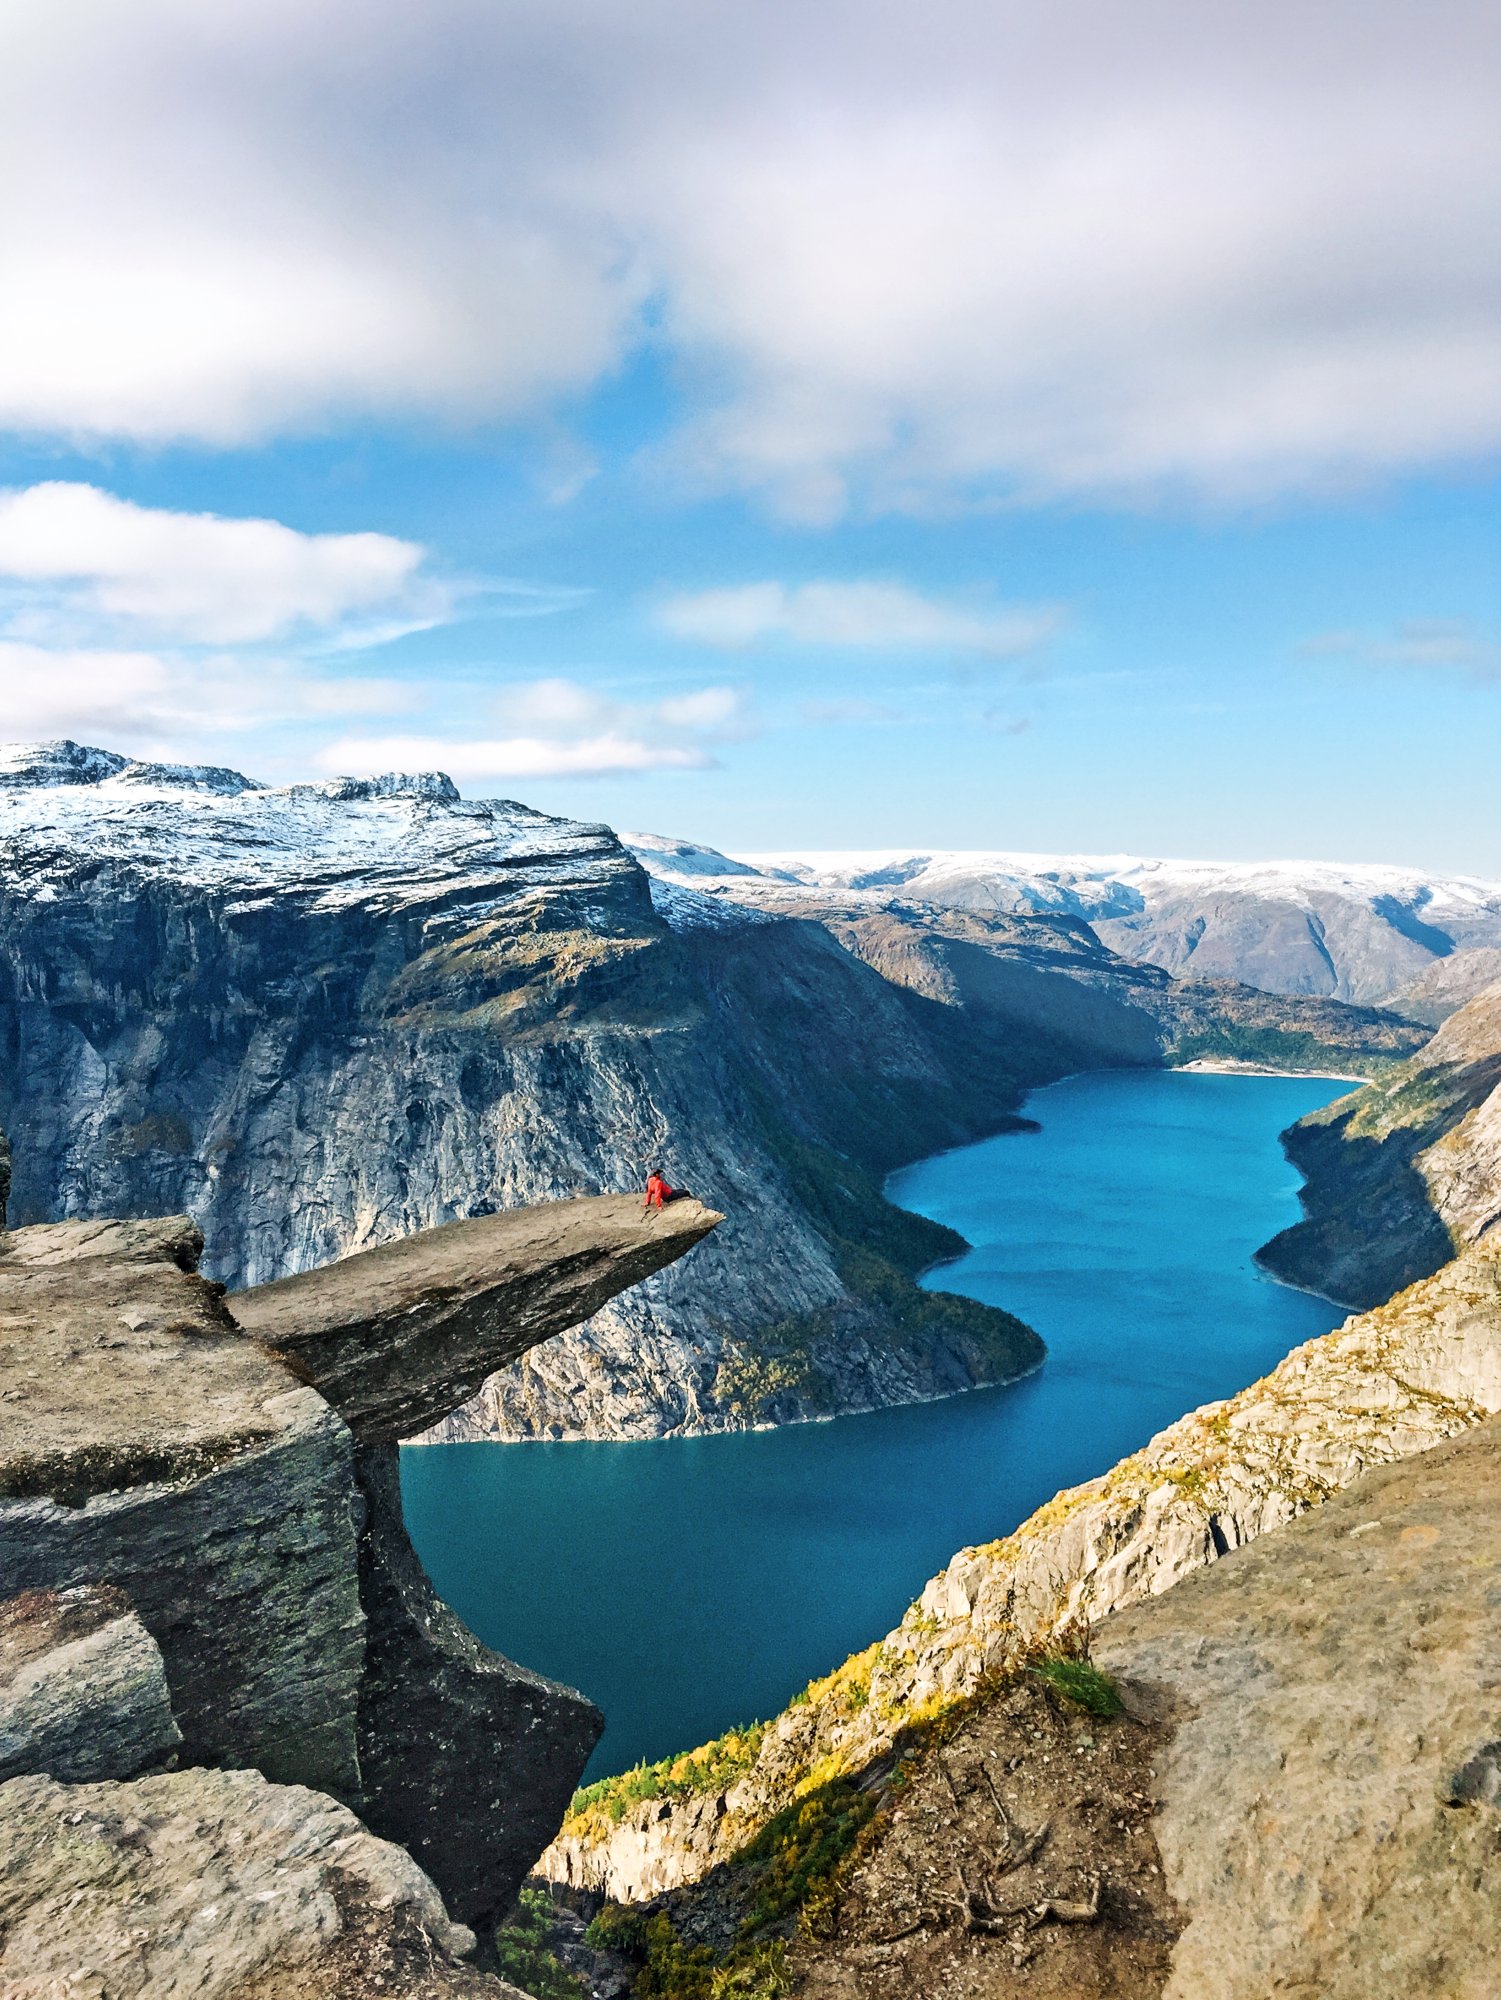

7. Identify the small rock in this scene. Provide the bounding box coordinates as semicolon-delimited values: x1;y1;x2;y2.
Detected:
1444;1742;1501;1808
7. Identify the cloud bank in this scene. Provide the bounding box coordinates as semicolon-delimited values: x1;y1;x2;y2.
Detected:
317;678;751;782
2;2;1496;512
0;484;433;644
659;580;1060;655
1305;619;1501;681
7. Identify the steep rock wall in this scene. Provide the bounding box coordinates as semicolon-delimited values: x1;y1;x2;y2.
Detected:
1259;977;1501;1305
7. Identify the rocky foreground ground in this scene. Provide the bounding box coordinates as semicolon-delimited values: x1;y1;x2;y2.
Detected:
780;1418;1501;1999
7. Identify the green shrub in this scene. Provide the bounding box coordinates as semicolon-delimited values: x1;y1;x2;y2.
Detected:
569;1723;768;1828
1027;1652;1125;1719
492;1886;587;2000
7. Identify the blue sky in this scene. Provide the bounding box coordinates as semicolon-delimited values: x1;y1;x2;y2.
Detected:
1;2;1498;871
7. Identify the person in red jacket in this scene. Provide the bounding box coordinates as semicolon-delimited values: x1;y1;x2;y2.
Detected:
643;1169;691;1211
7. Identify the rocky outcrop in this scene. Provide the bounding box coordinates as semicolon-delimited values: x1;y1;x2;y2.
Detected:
544;1232;1501;1903
0;1767;526;2000
0;1215;364;1797
1259;977;1501;1305
1092;1414;1501;1999
0;1585;179;1784
0;1189;717;1933
235;1195;721;1441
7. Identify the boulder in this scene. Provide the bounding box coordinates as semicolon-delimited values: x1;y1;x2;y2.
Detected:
0;1584;179;1783
0;1766;528;1999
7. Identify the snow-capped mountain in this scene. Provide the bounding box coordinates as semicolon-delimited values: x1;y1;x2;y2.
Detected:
0;739;629;917
626;838;1501;1010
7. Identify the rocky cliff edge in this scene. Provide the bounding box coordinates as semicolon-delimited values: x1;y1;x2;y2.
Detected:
0;1189;718;1994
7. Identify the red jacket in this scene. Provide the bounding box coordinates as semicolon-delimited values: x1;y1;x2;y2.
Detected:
644;1174;673;1208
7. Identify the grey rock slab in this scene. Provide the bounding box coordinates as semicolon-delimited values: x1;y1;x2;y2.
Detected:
232;1193;723;1442
1096;1415;1501;2000
0;1766;524;2000
0;1584;179;1783
0;1215;364;1798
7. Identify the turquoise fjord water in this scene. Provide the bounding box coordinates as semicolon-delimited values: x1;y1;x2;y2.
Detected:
401;1068;1352;1779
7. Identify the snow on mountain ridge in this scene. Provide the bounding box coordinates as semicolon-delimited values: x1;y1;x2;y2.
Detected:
0;738;630;917
626;836;1501;1008
734;848;1501;913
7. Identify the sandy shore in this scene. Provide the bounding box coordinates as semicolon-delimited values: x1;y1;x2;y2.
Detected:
1175;1058;1369;1084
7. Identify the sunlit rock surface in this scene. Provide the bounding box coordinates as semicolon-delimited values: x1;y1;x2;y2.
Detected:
0;1768;525;2000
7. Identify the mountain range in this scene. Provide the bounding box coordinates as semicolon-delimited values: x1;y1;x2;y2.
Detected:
628;835;1501;1016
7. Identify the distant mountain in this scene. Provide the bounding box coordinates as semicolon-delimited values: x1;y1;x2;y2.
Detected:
627;838;1501;1012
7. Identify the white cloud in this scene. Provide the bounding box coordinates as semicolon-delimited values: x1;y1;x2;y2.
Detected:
316;675;752;782
658;580;1061;656
1;3;1495;509
0;639;418;752
0;483;434;645
312;732;709;781
1304;619;1501;680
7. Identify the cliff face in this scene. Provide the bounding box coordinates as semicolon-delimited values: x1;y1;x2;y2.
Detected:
1258;978;1501;1306
0;1190;717;1946
0;743;1054;1439
545;1230;1501;1905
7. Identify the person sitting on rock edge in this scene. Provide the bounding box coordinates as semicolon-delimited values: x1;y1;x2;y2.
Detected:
643;1168;692;1211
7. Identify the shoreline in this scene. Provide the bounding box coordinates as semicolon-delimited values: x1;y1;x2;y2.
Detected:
1173;1058;1369;1084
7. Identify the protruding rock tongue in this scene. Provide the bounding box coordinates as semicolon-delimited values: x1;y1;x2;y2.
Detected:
234;1192;721;1923
231;1192;722;1443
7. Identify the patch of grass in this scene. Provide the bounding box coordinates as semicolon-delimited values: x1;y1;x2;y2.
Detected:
491;1887;587;2000
584;1908;790;2000
584;1776;877;1998
1027;1651;1125;1719
568;1724;768;1831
